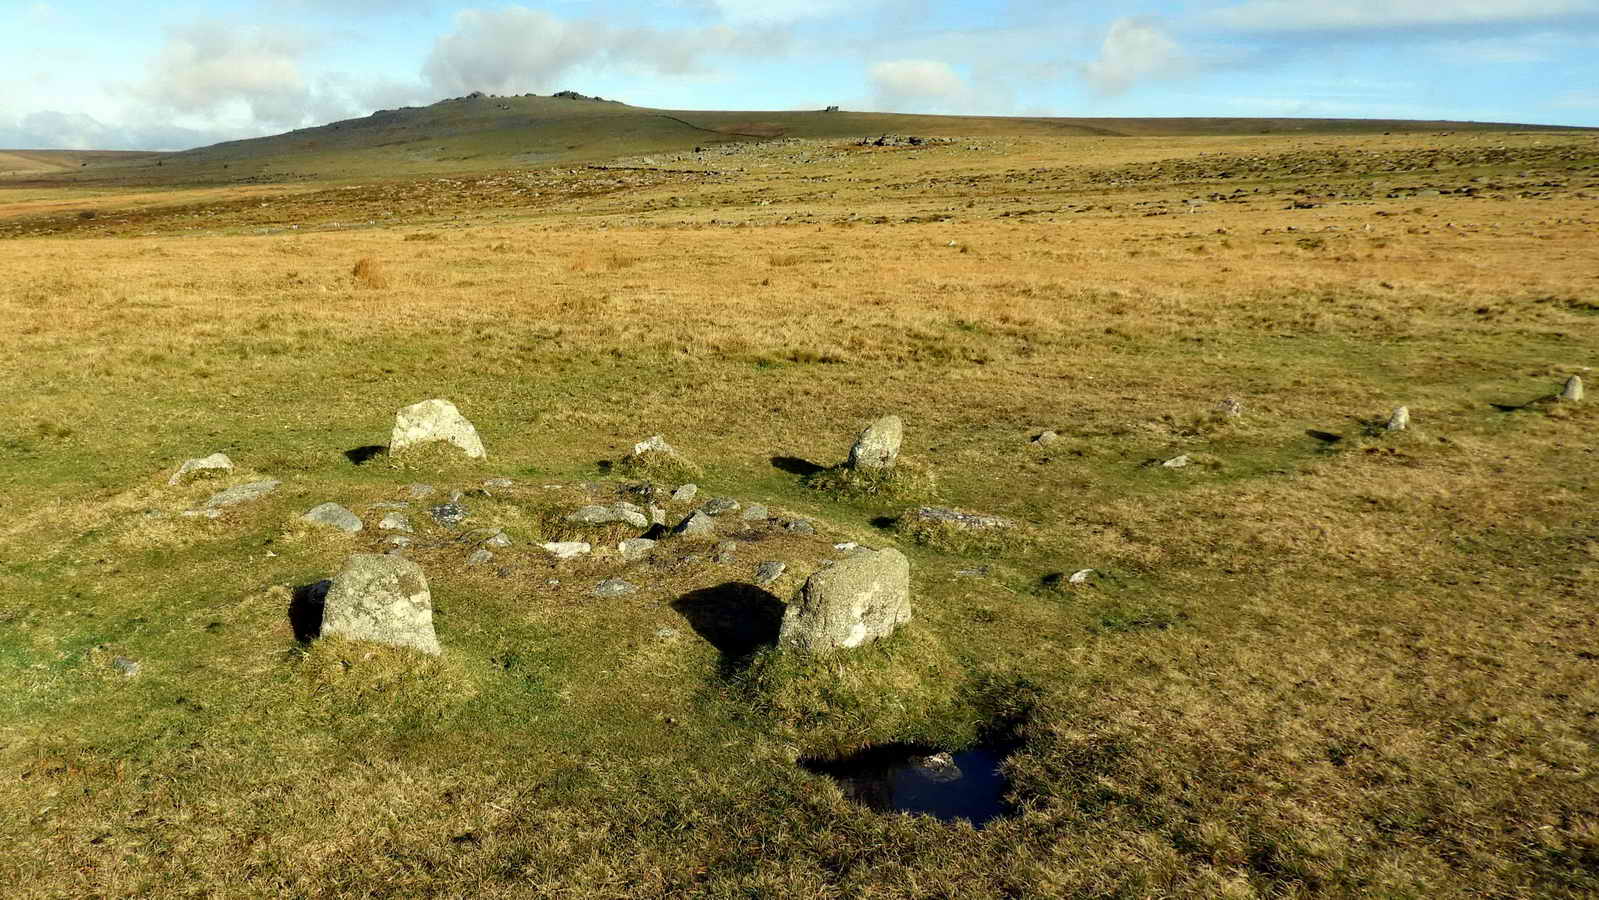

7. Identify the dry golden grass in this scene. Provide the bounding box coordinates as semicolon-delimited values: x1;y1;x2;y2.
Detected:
0;129;1596;897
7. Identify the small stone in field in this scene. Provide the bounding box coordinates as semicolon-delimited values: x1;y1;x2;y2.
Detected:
754;561;786;585
676;511;717;536
701;497;740;516
484;477;514;489
1560;375;1584;402
390;398;485;458
407;484;436;499
1386;406;1410;431
111;656;141;676
649;506;667;526
593;578;636;598
467;548;494;566
1069;569;1095;585
542;541;591;560
388;536;412;547
1162;455;1191;469
779;547;911;652
619;538;657;561
672;483;699;503
302;503;363;533
168;452;233;486
783;519;816;535
847;414;904;471
611;502;650;529
741;503;769;521
834;541;859;552
430;502;467;526
715;541;738;564
485;531;512;548
907;506;1014;532
1031;431;1058;446
199;480;281;513
568;505;615;524
379;512;412;532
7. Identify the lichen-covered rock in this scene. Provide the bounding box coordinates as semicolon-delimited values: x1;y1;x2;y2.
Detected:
1561;375;1584;402
168;452;233;486
1386;406;1410;431
754;561;786;585
847;415;903;471
321;554;441;655
542;541;591;559
302;502;363;533
390;399;485;458
196;480;281;515
676;511;717;536
379;512;412;532
594;578;636;598
671;483;698;503
779;547;911;652
700;497;740;516
907;506;1014;532
741;503;770;522
619;538;656;561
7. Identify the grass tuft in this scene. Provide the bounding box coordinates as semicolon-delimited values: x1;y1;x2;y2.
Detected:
351;256;390;289
803;459;937;501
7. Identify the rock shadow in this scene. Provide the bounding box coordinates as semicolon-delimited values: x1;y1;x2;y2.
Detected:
1305;429;1343;444
771;455;826;477
289;580;331;643
671;582;784;670
344;445;387;465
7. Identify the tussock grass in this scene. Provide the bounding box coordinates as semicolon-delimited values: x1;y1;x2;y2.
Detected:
803;459;937;502
350;256;389;289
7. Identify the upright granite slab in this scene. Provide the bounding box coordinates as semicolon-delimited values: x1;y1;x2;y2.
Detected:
320;554;441;655
779;547;911;652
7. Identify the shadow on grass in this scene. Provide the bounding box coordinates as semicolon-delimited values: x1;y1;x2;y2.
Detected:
771;455;826;477
289;580;331;643
1305;429;1343;444
344;445;387;465
671;582;783;673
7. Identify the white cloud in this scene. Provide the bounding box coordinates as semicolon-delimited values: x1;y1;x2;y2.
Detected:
867;59;972;111
128;22;321;128
422;6;785;97
1211;0;1599;32
701;0;863;24
1079;18;1185;95
1550;89;1599;106
0;110;225;151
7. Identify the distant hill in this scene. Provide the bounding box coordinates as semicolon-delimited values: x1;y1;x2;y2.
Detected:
5;92;1590;185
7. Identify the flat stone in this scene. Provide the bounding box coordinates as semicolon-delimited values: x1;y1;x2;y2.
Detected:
1162;455;1191;469
671;483;698;503
378;512;412;532
167;452;233;486
485;531;512;548
390;399;485;458
1386;406;1410;432
701;497;740;516
1069;569;1095;585
407;483;436;499
633;434;678;457
783;519;816;535
593;578;636;598
369;501;410;510
907;506;1014;531
111;656;141;676
779;547;912;652
741;503;770;522
467;548;494;566
649;506;667;526
847;414;904;471
754;561;786;585
484;477;514;489
302;503;363;533
429;502;467;526
619;538;657;561
611;502;650;529
542;541;591;560
715;540;739;563
202;480;281;510
568;505;618;524
1031;431;1058;446
676;511;717;536
388;536;412;547
320;554;441;655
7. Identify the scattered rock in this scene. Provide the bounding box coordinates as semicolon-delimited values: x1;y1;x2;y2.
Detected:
741;503;770;522
956;566;991;577
847;414;904;471
834;541;860;552
783;518;817;535
542;541;592;560
754;561;786;585
912;752;961;783
1216;397;1244;418
390;398;486;458
302;502;363;533
483;477;514;489
379;512;412;532
1031;431;1058;446
593;578;636;598
195;480;281;515
676;511;717;536
672;483;699;503
907;506;1014;532
649;506;667;526
388;536;412;547
1561;375;1584;402
701;497;741;516
111;656;141;676
466;548;494;566
569;505;617;524
1069;569;1095;585
485;531;512;548
1386;406;1410;431
1162;455;1192;469
429;502;467;526
779;547;912;652
167;452;233;486
320;554;441;655
619;538;657;561
655;626;680;640
715;541;739;564
612;502;650;529
407;483;436;499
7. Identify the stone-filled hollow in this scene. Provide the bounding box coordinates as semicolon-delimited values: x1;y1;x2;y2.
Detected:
800;741;1018;827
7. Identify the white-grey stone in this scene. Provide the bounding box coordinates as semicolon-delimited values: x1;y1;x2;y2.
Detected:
715;540;739;564
779;547;912;652
1561;375;1584;402
1216;397;1244;418
429;502;467;526
167;452;233;486
754;561;786;585
542;541;591;559
484;477;514;489
847;414;904;471
388;536;412;547
1162;455;1191;469
612;502;650;529
907;506;1014;532
676;511;717;536
321;554;440;655
633;435;678;457
407;483;436;499
1069;569;1095;585
834;541;859;552
201;480;281;510
671;483;698;503
390;399;485;458
649;506;667;526
379;512;412;532
1386;406;1410;432
111;656;141;676
593;578;636;598
466;548;493;566
485;531;512;548
568;505;617;524
1031;431;1059;446
302;503;363;533
783;519;816;535
701;497;740;516
741;503;770;522
619;538;657;561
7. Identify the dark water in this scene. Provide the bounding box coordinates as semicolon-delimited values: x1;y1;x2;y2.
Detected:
801;743;1016;827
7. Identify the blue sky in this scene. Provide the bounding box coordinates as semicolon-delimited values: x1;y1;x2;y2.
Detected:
5;0;1598;150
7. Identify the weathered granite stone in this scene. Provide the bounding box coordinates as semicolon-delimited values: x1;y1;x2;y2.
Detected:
671;483;698;503
466;548;493;566
1069;569;1095;585
302;503;363;533
715;540;738;564
593;578;636;598
676;511;717;536
1162;455;1191;469
783;518;816;535
168;452;233;486
201;480;281;511
907;506;1014;532
779;547;912;652
390;399;485;458
649;506;667;526
1031;431;1059;446
568;505;617;524
847;415;904;471
320;554;441;655
1561;375;1584;402
542;541;591;559
407;483;436;499
111;656;141;676
701;497;740;516
1386;406;1410;431
429;502;467;526
754;561;786;585
619;538;657;561
485;531;512;548
611;502;650;529
741;503;770;522
378;512;412;532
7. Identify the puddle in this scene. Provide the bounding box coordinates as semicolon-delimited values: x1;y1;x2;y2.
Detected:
801;742;1016;827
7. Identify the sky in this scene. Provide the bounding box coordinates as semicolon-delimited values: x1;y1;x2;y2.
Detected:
4;0;1598;150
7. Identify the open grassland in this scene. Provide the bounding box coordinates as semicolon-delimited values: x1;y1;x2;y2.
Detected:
1;127;1597;897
